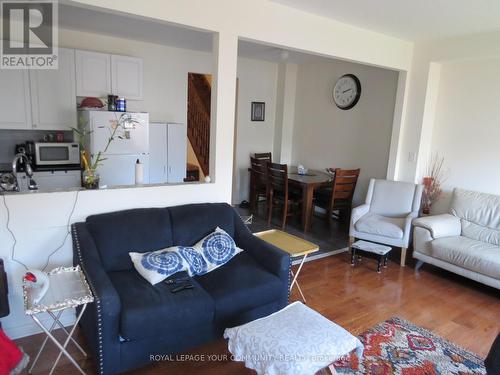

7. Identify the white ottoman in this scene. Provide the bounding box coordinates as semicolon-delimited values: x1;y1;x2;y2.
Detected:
224;302;363;375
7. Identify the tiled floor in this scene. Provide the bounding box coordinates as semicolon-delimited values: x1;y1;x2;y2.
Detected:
235;203;350;256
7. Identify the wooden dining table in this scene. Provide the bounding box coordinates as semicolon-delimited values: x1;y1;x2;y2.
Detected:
248;165;332;232
287;166;332;232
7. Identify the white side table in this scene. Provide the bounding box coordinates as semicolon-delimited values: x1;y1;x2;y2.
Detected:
351;240;392;273
23;266;94;375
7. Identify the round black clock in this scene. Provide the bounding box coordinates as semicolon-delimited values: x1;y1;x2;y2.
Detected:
332;74;361;110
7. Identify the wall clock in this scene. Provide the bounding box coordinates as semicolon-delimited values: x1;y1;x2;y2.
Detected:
332;74;361;110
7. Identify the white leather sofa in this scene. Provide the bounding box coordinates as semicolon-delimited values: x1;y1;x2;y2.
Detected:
350;178;423;266
413;188;500;289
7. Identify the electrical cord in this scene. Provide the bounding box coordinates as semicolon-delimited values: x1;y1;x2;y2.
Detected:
1;190;80;272
2;193;28;271
41;190;80;271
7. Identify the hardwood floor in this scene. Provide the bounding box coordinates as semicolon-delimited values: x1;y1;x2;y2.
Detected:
15;253;500;374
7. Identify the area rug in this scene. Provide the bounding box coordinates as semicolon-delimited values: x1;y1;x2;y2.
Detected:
333;317;486;374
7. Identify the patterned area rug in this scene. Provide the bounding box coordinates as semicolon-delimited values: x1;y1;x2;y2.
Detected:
333;317;486;374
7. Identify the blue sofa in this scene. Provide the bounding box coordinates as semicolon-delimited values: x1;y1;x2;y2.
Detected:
71;203;291;374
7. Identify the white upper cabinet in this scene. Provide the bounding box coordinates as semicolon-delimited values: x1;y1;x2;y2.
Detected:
0;70;32;129
111;55;143;100
75;50;143;100
30;48;77;131
75;50;111;97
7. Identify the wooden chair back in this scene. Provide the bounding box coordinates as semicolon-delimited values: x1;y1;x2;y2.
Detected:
267;162;288;195
330;168;360;208
254;152;272;162
250;156;268;186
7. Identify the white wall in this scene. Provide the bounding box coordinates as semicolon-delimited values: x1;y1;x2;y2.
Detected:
1;0;413;339
396;30;500;183
292;58;399;204
428;57;500;213
274;63;298;164
232;57;278;204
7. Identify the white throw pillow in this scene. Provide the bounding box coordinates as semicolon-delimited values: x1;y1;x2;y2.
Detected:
129;227;243;285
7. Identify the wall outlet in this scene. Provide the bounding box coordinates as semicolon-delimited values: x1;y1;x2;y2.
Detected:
408;152;416;162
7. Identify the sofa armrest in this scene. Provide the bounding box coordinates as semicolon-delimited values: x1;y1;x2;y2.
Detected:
238;231;290;280
233;212;290;291
72;222;121;374
351;204;370;225
413;214;461;239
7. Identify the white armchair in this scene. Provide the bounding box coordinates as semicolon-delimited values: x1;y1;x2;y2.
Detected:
349;178;423;266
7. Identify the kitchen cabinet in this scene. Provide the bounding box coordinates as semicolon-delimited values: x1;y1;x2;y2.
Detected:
75;50;112;97
0;70;32;129
111;55;143;100
32;170;81;190
76;50;143;100
149;122;186;183
29;48;77;130
0;48;76;131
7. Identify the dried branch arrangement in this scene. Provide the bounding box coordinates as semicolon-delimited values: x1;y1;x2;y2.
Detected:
422;153;447;214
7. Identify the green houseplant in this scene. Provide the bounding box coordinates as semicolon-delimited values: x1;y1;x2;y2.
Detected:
73;113;139;189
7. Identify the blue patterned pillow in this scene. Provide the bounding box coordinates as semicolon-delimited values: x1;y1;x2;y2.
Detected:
193;227;243;274
129;227;242;285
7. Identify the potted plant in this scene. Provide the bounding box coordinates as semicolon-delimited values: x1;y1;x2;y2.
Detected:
421;154;446;215
73;114;138;189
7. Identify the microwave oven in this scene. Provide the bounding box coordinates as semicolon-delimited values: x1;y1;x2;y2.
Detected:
34;142;80;166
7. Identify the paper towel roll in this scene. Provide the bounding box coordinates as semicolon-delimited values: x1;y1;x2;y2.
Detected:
135;159;144;185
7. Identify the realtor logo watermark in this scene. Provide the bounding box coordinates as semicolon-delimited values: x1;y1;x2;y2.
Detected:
1;0;58;69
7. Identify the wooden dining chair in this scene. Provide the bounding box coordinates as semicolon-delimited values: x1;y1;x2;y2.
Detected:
254;152;272;162
249;156;269;211
267;162;302;229
313;168;360;224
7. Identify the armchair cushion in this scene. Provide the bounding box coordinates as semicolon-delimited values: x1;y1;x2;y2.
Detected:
355;213;405;239
413;214;461;239
369;180;419;217
195;253;284;324
108;270;215;341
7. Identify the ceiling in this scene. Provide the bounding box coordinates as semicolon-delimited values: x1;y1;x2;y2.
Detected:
59;4;213;52
59;4;327;63
270;0;500;41
238;40;326;64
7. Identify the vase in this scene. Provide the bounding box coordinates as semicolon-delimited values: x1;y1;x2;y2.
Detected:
82;169;100;189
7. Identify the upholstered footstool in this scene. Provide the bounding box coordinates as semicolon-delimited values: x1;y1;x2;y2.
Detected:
351;240;392;273
224;301;363;375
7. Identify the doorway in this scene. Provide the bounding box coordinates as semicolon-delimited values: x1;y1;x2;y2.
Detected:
187;73;211;181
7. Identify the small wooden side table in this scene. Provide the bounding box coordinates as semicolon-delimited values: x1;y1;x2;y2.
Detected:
351;240;392;273
23;266;94;375
254;229;319;303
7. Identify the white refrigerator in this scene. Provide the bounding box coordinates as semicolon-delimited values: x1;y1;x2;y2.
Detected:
79;110;150;186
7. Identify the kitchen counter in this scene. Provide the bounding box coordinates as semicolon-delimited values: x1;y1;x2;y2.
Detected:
34;165;82;172
0;163;12;173
0;180;201;195
0;163;81;173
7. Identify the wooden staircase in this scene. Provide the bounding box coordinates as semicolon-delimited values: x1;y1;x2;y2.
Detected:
187;73;211;177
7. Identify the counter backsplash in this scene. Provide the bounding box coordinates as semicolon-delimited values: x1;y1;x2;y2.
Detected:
0;129;74;164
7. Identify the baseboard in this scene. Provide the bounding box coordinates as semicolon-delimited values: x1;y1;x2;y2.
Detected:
292;247;348;265
3;308;76;340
